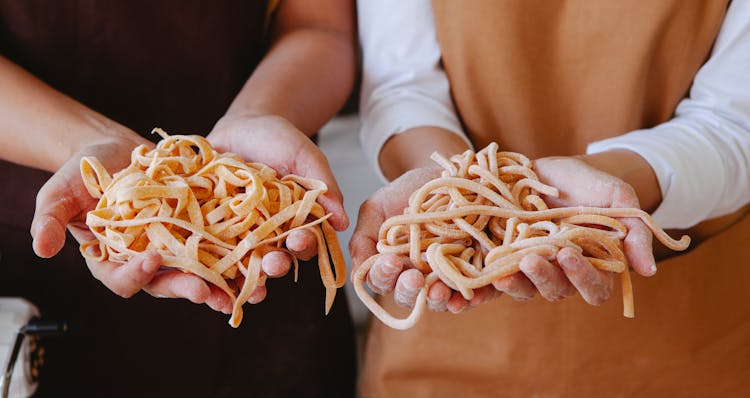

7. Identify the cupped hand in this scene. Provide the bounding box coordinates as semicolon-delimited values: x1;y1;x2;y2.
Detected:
31;136;245;313
349;167;493;314
490;155;656;307
206;114;348;306
350;154;658;315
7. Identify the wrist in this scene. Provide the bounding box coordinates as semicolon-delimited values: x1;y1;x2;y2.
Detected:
379;126;471;181
56;116;143;172
209;113;287;145
216;109;269;125
580;150;662;213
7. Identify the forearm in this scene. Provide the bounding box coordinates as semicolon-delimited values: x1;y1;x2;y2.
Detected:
379;126;471;181
581;149;750;259
0;56;143;172
221;2;355;136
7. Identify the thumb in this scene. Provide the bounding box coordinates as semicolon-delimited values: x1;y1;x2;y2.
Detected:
294;146;348;231
348;198;385;280
32;165;89;258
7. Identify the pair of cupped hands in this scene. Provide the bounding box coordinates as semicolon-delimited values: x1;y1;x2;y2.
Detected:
31;115;657;315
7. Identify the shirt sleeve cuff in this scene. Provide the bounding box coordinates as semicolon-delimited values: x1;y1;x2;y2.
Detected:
587;127;710;229
360;98;471;183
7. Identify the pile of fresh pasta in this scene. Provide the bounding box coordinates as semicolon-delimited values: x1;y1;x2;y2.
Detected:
79;129;345;327
353;143;690;330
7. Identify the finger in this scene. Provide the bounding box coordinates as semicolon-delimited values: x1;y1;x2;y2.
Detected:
66;222;95;244
620;218;656;276
349;199;385;279
261;250;292;278
87;251;163;298
31;171;85;258
366;253;405;295
557;247;613;306
31;214;68;258
446;292;470;314
519;253;576;301
144;270;212;304
203;285;233;314
285;229;318;261
317;191;348;231
468;285;501;307
427;281;452;312
394;269;425;308
492;272;536;301
296;149;349;231
247;285;268;304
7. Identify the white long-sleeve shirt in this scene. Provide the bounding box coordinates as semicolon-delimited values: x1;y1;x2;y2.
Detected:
358;0;750;229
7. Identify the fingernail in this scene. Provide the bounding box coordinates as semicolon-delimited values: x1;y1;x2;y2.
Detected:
519;261;535;275
447;302;463;314
492;279;508;291
649;264;657;275
558;255;577;271
141;255;160;273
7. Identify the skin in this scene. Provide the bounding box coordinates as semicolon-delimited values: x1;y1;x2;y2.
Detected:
0;0;355;313
350;127;663;313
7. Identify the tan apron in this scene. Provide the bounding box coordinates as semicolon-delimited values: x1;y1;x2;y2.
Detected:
360;1;750;396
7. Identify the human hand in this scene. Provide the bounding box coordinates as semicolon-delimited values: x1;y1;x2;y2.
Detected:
31;137;238;312
351;152;659;317
350;166;501;315
206;114;348;307
490;154;657;307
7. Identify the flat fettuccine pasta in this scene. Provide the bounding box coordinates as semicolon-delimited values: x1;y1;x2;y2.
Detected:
354;143;690;330
79;129;345;327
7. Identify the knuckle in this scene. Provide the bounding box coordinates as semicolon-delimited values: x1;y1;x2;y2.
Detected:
113;286;136;299
357;199;379;217
511;291;534;301
367;282;385;295
561;284;578;297
588;291;608;306
394;291;415;308
347;238;362;258
612;183;638;207
544;293;562;302
366;274;389;295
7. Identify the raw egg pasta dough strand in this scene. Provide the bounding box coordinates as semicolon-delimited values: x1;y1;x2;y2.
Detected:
353;143;689;330
80;129;346;327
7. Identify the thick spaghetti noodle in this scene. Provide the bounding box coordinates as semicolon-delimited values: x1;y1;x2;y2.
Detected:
79;129;345;327
354;143;689;330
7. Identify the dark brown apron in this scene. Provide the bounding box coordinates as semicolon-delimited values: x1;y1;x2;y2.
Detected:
0;1;355;396
361;1;750;396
